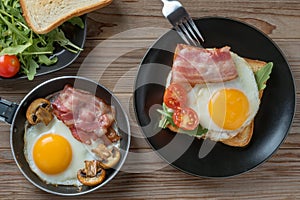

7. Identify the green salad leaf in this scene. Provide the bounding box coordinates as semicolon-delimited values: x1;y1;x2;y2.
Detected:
255;62;273;91
68;17;85;29
177;124;208;137
0;0;84;80
157;103;175;128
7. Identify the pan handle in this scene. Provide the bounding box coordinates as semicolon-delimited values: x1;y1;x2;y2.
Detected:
0;98;18;124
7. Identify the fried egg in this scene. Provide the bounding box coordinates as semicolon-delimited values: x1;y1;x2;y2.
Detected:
186;52;260;140
24;116;94;186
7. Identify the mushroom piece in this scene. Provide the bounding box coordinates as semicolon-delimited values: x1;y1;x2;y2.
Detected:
105;127;121;143
77;160;106;186
26;98;53;125
92;144;121;169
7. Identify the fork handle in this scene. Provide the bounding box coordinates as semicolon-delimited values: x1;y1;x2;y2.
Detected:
161;0;179;2
161;0;184;24
161;0;182;7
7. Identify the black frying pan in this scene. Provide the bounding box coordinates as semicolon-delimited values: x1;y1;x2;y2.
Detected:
0;76;131;195
134;17;295;177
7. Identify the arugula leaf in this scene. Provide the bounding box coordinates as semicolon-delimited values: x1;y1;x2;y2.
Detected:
0;10;27;41
68;17;85;29
255;62;273;91
178;124;208;137
27;58;38;80
157;103;174;128
0;40;32;55
48;29;83;53
38;55;58;65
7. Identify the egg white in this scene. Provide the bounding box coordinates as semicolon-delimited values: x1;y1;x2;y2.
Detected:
24;116;95;186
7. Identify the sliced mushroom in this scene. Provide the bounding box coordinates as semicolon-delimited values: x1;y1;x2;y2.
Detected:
92;144;121;169
26;98;53;125
105;127;121;143
77;160;106;186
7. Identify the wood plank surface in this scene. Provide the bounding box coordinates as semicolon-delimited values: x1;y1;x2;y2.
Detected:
0;0;299;199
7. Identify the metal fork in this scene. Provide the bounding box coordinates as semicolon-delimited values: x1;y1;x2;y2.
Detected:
161;0;204;46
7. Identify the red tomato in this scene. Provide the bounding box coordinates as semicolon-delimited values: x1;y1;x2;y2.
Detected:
0;55;20;78
163;83;187;109
172;107;199;130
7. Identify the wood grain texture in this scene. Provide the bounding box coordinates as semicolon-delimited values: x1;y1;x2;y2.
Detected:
0;0;299;199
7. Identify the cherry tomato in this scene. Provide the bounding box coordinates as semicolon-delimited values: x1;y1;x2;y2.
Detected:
163;83;187;110
0;55;20;78
172;107;199;130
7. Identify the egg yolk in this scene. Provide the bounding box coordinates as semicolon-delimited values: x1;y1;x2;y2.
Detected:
33;133;72;175
208;88;249;130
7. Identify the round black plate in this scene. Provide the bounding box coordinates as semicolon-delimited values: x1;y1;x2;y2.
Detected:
134;17;295;177
0;15;87;80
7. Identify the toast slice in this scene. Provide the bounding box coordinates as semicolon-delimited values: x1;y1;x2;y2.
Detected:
166;58;267;147
20;0;113;34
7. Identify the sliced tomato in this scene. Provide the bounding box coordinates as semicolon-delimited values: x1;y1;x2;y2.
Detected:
172;107;199;130
0;55;20;78
163;83;187;110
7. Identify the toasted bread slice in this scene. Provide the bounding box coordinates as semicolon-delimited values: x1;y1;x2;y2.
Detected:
220;121;254;147
166;57;267;147
20;0;112;34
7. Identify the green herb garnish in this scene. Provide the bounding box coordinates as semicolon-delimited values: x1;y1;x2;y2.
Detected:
157;103;175;128
178;124;208;137
255;62;273;91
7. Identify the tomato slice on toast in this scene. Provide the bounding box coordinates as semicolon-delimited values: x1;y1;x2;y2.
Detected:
163;83;187;110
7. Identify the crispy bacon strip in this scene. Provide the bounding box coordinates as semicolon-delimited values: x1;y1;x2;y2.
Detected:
171;44;238;85
52;85;117;145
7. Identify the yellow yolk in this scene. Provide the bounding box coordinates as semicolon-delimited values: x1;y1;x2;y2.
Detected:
33;133;72;175
208;88;249;130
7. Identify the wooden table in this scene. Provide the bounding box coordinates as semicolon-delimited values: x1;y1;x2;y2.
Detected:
0;0;299;199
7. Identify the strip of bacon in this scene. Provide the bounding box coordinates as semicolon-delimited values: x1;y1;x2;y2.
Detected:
171;44;238;85
52;85;118;145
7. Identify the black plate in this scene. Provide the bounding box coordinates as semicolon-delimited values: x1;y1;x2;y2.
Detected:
134;17;295;177
0;15;87;80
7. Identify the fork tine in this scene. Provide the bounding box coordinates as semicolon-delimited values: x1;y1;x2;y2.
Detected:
160;0;205;46
187;18;204;42
177;23;198;46
174;25;191;45
184;19;201;45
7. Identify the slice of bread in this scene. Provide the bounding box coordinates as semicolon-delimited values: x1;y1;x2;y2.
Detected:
20;0;113;34
166;58;267;147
